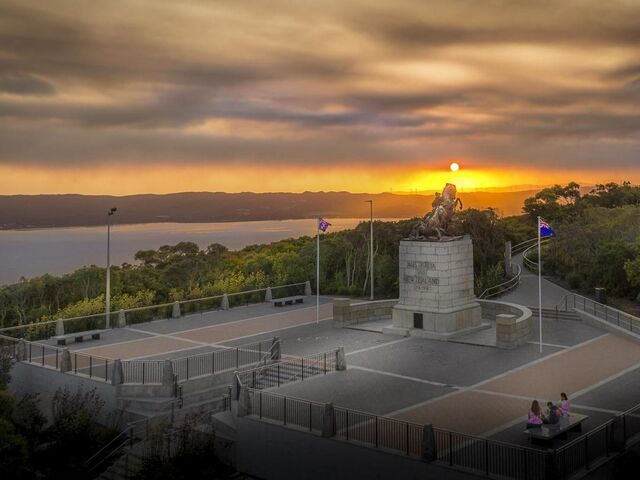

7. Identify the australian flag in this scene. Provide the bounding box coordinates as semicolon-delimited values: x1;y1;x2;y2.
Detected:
539;218;556;237
318;217;331;232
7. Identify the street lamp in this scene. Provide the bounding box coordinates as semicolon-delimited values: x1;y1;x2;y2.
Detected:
365;200;374;300
106;207;117;327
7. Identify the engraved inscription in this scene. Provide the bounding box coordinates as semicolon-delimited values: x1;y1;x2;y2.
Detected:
406;260;436;269
403;275;440;286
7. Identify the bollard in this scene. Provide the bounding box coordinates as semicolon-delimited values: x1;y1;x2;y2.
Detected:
55;319;64;337
111;359;124;385
421;424;436;462
336;346;347;371
117;309;126;328
60;348;72;373
265;287;273;302
304;280;312;296
172;301;181;319
221;294;230;310
162;359;175;388
322;403;336;438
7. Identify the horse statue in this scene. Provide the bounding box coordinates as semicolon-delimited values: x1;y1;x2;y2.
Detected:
409;183;463;240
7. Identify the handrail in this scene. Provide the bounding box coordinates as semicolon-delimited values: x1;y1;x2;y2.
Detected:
521;237;552;273
0;281;309;335
478;264;522;299
556;292;640;334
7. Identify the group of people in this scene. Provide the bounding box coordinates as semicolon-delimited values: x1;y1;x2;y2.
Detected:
527;393;570;428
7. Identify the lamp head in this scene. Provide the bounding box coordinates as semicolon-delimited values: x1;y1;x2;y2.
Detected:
108;207;117;216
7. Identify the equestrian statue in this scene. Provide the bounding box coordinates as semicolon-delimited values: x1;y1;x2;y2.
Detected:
408;183;463;240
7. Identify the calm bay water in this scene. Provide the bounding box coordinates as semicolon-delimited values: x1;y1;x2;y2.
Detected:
0;218;399;285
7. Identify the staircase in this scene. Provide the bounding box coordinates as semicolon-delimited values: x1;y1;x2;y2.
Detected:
116;374;234;424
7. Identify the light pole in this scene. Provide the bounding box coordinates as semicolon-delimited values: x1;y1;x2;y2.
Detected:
106;207;117;327
365;200;374;300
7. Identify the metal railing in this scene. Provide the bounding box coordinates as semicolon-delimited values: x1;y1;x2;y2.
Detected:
236;349;340;389
0;333;114;382
241;388;549;479
0;281;309;341
558;293;640;334
122;339;277;384
521;238;552;274
478;264;522;299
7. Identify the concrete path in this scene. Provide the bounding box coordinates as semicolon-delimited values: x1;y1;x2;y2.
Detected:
500;253;572;307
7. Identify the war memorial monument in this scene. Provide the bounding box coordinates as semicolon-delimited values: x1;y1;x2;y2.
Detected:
387;183;483;339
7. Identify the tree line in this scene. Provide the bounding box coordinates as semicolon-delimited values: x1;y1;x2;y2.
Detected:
2;181;639;330
521;182;640;298
0;209;514;328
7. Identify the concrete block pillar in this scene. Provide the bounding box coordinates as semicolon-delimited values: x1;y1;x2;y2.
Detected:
610;416;626;451
270;336;281;362
421;424;436;462
221;294;229;310
336;346;347;371
322;403;336;438
304;280;312;296
265;287;273;302
237;387;251;417
55;319;64;337
333;298;351;327
162;359;175;388
172;301;181;319
111;359;124;385
16;339;27;361
117;309;126;328
60;348;72;373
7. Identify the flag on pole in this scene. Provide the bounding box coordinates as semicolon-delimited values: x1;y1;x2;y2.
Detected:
539;218;556;237
318;218;331;232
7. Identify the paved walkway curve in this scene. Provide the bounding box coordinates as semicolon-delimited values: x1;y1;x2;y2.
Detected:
500;252;572;308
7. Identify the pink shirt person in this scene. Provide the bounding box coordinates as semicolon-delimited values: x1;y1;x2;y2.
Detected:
560;393;570;416
528;411;543;425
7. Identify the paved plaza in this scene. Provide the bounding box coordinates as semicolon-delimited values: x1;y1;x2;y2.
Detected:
37;288;640;450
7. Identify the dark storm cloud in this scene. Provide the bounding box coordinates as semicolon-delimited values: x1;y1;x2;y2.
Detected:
0;0;638;179
0;74;56;95
350;1;640;48
0;125;396;166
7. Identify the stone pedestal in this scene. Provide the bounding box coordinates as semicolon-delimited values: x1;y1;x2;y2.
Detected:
388;236;481;339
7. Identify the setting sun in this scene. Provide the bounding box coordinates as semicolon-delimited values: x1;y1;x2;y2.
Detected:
450;162;460;172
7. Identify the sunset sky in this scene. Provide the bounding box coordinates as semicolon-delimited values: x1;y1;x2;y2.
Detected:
0;0;638;195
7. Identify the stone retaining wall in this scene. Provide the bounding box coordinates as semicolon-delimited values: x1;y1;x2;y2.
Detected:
333;298;398;327
479;300;533;349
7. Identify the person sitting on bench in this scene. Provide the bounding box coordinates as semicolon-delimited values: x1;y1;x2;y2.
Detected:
546;401;561;424
527;400;545;428
559;392;570;416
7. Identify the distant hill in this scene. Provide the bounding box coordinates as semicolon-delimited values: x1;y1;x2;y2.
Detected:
0;190;537;229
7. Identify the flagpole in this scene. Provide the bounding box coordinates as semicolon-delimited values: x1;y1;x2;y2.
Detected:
537;216;542;353
316;218;320;324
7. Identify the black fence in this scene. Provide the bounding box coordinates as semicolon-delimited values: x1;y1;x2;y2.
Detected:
121;339;275;384
560;293;640;333
1;333;114;382
237;349;339;389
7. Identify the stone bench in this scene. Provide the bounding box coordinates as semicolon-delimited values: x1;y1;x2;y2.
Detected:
272;296;305;307
524;413;588;445
53;329;104;346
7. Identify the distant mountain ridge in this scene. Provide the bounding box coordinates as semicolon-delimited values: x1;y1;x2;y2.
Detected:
0;191;537;229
